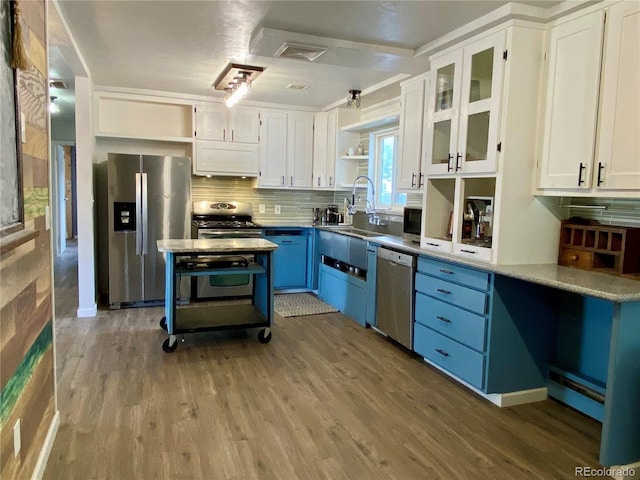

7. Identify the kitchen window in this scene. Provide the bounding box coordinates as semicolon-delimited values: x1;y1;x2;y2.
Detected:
371;129;406;210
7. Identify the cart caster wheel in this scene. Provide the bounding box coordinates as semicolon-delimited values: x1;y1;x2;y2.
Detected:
258;329;272;344
159;317;167;331
162;338;177;353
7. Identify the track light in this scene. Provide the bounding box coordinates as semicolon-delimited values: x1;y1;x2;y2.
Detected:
213;63;264;108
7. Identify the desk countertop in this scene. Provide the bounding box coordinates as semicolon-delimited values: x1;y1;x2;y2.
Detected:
316;227;640;303
157;238;278;253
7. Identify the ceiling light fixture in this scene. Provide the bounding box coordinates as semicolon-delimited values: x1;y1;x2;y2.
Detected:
347;90;361;108
213;63;264;108
49;96;60;114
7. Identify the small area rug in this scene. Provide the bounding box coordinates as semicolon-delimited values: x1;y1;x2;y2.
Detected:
274;293;338;317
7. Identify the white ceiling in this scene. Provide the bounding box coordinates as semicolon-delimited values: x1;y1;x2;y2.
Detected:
50;0;566;123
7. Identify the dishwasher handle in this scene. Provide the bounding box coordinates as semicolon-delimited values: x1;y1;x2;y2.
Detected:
377;247;415;267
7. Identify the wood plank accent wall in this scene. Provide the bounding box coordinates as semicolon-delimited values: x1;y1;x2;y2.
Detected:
0;0;55;477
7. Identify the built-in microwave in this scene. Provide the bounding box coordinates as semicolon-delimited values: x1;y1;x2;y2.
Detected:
403;208;422;243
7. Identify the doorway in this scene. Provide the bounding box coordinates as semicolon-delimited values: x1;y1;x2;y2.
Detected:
53;143;77;255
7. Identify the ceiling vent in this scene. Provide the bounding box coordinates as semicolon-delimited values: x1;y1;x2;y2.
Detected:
274;42;327;62
49;80;68;89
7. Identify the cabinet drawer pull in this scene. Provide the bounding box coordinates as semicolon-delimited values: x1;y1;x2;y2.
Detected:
411;173;416;188
578;162;586;186
460;249;476;254
223;129;226;141
290;176;293;186
436;348;450;357
439;269;454;275
426;242;440;248
436;316;452;323
447;154;453;172
281;175;285;186
231;130;234;141
455;153;462;172
436;288;451;295
419;173;424;188
329;176;333;186
280;240;293;243
317;176;321;187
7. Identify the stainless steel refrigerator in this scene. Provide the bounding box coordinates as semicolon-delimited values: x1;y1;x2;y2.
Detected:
107;153;191;306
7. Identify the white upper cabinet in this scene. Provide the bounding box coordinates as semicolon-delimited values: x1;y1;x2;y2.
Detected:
595;0;640;191
287;112;314;188
537;1;640;194
312;109;361;189
537;11;604;189
397;75;427;191
194;104;259;144
424;31;506;175
312;111;331;188
257;110;314;189
258;110;288;187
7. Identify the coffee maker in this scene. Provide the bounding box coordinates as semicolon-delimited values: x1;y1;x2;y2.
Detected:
326;204;339;225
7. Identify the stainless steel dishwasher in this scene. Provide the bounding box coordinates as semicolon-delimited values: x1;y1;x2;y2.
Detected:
375;247;415;349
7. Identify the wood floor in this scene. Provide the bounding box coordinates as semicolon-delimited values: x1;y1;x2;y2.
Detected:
45;242;607;479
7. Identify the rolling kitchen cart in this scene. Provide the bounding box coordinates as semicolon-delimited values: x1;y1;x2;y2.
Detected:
156;238;278;352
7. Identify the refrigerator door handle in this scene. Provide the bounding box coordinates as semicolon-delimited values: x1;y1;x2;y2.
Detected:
135;173;143;255
141;172;149;254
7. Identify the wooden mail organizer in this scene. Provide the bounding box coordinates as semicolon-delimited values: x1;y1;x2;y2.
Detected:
558;220;640;278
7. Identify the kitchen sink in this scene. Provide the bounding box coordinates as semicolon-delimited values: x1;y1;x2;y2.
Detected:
326;227;384;238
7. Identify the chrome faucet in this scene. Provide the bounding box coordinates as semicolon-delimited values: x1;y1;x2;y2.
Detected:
349;175;376;215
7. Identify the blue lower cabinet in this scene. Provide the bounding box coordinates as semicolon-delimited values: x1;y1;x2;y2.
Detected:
365;246;378;327
265;235;308;289
415;272;487;315
318;263;366;326
414;322;485;389
415;292;486;352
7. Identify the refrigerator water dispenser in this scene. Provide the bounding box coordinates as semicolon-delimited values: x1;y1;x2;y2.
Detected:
114;202;136;232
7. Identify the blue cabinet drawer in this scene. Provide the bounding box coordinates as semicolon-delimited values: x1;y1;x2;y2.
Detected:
414;323;485;389
415;273;487;315
417;256;489;291
415;292;487;352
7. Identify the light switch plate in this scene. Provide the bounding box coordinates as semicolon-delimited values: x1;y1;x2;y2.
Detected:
274;205;281;215
14;419;21;457
258;204;265;213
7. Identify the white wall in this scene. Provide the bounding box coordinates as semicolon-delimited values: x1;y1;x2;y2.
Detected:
51;119;75;142
75;76;97;317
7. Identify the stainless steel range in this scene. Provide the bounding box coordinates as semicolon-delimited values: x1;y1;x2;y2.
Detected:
191;201;263;300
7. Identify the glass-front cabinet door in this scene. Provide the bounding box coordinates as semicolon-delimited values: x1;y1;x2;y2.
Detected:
424;32;505;175
423;50;463;174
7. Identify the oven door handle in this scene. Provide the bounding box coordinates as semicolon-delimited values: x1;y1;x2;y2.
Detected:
199;230;263;238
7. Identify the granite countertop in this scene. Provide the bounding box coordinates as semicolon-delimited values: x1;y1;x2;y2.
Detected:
157;238;278;253
317;227;640;303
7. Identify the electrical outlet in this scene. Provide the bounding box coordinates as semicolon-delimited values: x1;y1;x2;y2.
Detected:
258;204;265;214
274;205;281;215
14;419;21;457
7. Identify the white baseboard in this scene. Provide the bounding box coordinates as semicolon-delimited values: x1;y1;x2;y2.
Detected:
76;304;97;318
31;410;60;480
422;357;548;407
489;387;548;407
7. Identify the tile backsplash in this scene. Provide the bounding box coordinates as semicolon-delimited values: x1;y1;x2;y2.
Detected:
191;175;422;225
559;197;640;227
